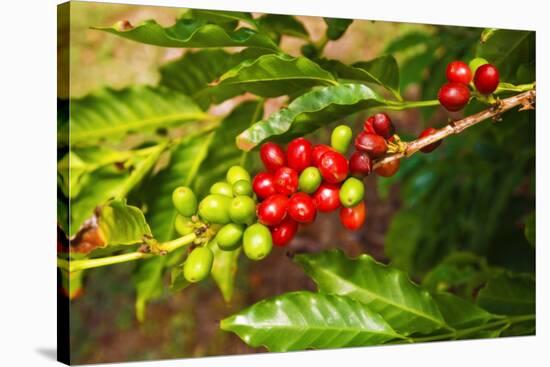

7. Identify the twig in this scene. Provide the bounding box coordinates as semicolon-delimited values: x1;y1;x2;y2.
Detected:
373;89;536;169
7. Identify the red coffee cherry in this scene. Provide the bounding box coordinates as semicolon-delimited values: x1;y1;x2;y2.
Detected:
288;192;317;224
287;137;312;172
419;127;442;153
318;150;349;184
446;61;472;85
260;142;286;172
349;150;372;178
474;64;500;94
374;159;400;177
437;82;470;112
372;113;395;139
252;172;277;199
363;116;377;135
355;131;387;157
271;216;298;247
274;167;299;195
257;194;288;226
313;183;341;212
311;144;335;167
339;201;366;231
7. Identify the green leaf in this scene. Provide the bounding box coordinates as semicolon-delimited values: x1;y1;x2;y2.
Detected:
384;210;423;273
221;291;404;352
237;83;387;151
134;257;165;322
324;18;353;40
295;250;448;335
197;54;337;107
477;272;535;316
69;86;207;146
170;264;191;292
322;55;401;99
209;240;241;302
524;212;535;247
97;200;152;246
258;14;309;40
433;292;497;329
384;31;431;54
182;9;256;29
94;18;278;50
480;28;498;43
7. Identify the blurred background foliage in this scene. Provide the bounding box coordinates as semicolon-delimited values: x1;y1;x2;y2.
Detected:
61;2;534;363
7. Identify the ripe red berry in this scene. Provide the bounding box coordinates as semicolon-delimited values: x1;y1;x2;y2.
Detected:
288;192;317;224
318;150;349;184
340;201;366;231
374;159;400;177
287;137;312;172
474;64;500;94
446;61;472;85
260;142;286;172
372;113;395;139
418;127;442;153
273;167;299;195
437;82;470;112
311;144;334;167
252;172;277;199
363;117;377;134
271;216;298;247
354;132;387;157
257;194;288;226
313;183;341;212
349;150;372;178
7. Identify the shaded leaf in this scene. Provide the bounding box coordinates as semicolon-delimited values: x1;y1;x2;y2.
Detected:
433;292;497;329
524;212;535;247
324;18;353;40
221;291;404;352
134;257;165;322
209;239;241;302
237;83;387;151
477;272;535;316
94;18;278;50
258;14;308;40
384;31;431;54
295;250;448;335
97;200;152;246
384;210;423;273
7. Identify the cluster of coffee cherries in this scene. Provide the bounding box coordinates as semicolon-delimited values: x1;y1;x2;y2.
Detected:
438;58;500;112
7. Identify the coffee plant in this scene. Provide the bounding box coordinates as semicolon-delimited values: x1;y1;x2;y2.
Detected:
58;9;535;352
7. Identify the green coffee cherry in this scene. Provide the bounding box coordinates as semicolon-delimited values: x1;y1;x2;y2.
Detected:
299;167;322;194
216;223;244;251
172;186;197;217
331;125;353;154
469;57;489;76
243;223;273;261
226;165;251;185
174;215;194;236
229;195;256;224
198;194;232;224
210;181;233;197
183;246;214;283
339;177;365;208
233;179;253;196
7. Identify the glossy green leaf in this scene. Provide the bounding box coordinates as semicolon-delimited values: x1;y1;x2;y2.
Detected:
94;18;278;50
237;83;387;151
258;14;309;40
69;86;207;146
322;55;401;99
477;273;535;316
198;53;337;107
524;212;535;247
221;291;404;352
182;9;256;29
324;18;353;40
433;292;497;329
295;250;448;335
97;200;152;246
209;239;241;302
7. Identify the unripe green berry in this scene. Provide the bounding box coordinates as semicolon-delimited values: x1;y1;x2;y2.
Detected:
331;124;353;154
233;179;253;196
198;194;232;224
226;165;251;185
174;215;194;236
210;181;233;197
183;246;214;283
339;177;365;208
468;57;489;76
216;223;244;251
243;223;273;261
229;195;256;224
299;167;322;194
172;186;197;217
